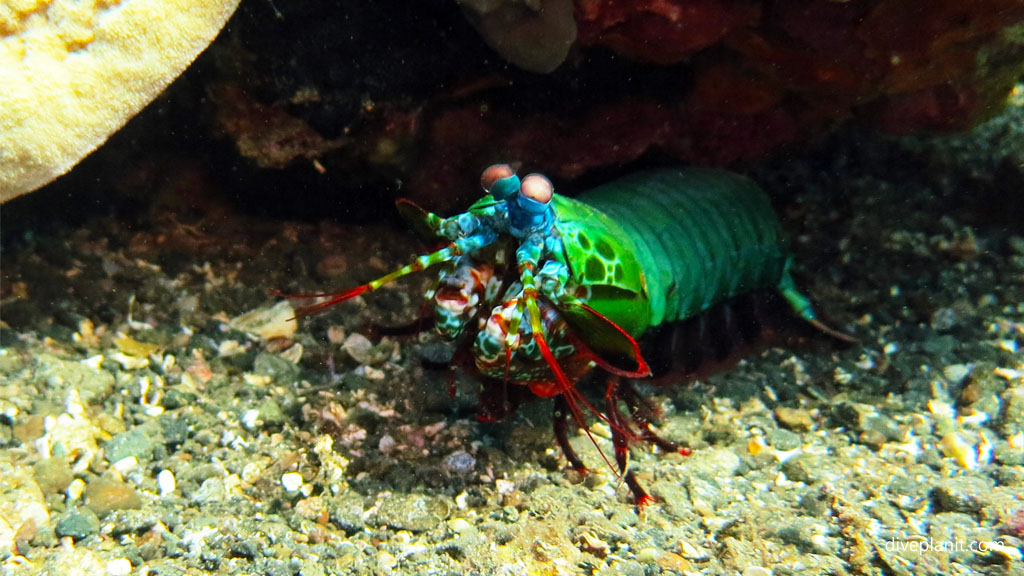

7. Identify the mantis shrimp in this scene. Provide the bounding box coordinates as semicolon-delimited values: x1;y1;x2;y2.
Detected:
277;164;853;504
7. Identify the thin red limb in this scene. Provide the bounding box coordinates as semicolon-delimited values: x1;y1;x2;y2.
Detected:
606;378;655;507
270;285;371;319
527;299;622;475
553;396;587;472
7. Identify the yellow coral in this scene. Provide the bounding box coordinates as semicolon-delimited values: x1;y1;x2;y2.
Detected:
0;0;240;202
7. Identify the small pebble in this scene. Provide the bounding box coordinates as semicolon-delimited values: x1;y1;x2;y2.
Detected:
374;493;450;532
106;558;132;576
767;428;802;451
111;456;138;474
833;366;854;385
157;470;176;496
678;539;709;560
781;453;831;484
742;567;772;576
343;333;375;364
636;547;659;562
67;478;86;502
774;407;814;432
858;429;887;450
930;307;959;331
104;430;154;464
940;433;978;469
252;353;300;384
229;301;297;341
33;458;74;494
831;401;878;430
987;541;1023;562
377;550;397;571
257;399;286;427
747;436;766;456
495;479;515;495
933;476;991;513
85;477;142;516
55;508;100;541
449;517;472;533
943;364;971;385
281;472;304;493
442;450;477;475
241;409;261;430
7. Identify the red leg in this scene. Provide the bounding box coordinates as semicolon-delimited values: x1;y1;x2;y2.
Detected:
619;382;691;455
554;396;586;472
605;378;654;506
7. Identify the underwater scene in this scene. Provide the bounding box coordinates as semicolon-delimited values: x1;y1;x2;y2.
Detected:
2;1;1024;575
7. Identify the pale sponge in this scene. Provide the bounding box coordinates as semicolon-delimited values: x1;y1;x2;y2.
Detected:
0;0;240;202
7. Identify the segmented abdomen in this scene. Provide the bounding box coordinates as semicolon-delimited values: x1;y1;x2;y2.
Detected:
578;168;789;328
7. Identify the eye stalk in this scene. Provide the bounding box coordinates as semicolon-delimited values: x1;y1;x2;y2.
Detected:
509;173;555;237
480;163;520;201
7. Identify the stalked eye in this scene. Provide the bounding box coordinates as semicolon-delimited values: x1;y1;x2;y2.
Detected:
480;164;520;201
480;163;515;191
520;174;553;205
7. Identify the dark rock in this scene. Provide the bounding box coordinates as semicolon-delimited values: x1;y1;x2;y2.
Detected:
442;450;477;476
33;458;73;494
999;387;1024;437
857;429;887;450
767;428;802;452
161;388;198;410
932;476;993;513
419;341;454;365
993;440;1024;466
253;352;300;385
257;398;287;428
105;510;161;535
105;429;155;464
326;493;365;534
773;407;814;432
29;525;58;548
160;414;192;447
993;465;1024;487
781;453;835;484
831;402;878;430
85;477;143;516
55;508;100;541
372;493;451;532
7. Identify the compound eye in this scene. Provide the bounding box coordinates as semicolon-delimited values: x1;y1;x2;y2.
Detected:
480;164;515;192
520;174;553;205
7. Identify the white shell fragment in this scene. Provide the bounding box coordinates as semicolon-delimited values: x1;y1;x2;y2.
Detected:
281;472;304;493
157;470;177;496
229;301;298;341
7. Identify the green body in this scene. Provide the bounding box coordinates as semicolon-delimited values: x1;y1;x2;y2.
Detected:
286;165;825;388
554;168;798;341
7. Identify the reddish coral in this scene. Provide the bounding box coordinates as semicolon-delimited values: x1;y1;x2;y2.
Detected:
212;0;1024;209
212;85;346;170
406;96;809;208
574;0;1024;132
859;0;1020;83
407;0;1024;206
575;0;760;64
867;84;981;133
408;99;680;207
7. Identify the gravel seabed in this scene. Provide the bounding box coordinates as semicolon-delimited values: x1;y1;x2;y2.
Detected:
1;95;1023;576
